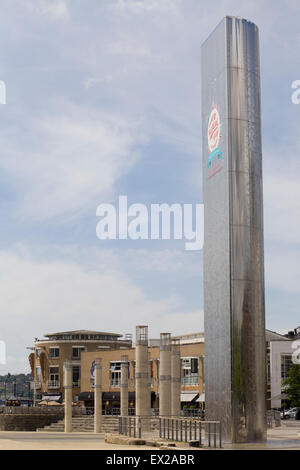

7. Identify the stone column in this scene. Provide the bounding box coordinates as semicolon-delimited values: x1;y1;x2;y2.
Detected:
63;361;72;433
171;340;181;417
33;381;36;407
135;326;151;432
121;355;129;417
94;359;102;433
159;333;171;417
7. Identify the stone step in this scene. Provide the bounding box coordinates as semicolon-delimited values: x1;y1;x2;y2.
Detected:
37;415;120;433
37;415;158;433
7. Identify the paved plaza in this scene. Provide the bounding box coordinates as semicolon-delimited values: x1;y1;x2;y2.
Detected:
0;422;299;450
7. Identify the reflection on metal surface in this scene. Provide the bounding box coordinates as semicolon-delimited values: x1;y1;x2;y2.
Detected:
202;17;266;443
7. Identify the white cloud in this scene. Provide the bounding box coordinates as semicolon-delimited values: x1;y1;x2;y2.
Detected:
24;0;69;20
84;77;112;89
0;247;203;372
122;249;201;274
265;249;300;294
111;0;182;17
0;106;145;220
263;138;300;296
263;143;300;245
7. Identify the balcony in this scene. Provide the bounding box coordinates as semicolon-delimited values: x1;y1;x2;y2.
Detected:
181;376;199;385
47;380;60;389
110;379;121;388
72;381;80;388
35;381;41;389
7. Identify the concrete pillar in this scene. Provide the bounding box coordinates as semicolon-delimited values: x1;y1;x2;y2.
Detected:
159;333;171;417
33;381;36;407
171;341;181;417
94;359;102;433
63;361;72;433
199;355;205;411
121;355;129;417
135;326;151;432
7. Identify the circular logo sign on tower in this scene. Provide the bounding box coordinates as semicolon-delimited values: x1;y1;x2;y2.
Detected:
208;105;220;153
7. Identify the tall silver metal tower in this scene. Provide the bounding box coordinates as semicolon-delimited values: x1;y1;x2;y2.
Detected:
202;16;267;443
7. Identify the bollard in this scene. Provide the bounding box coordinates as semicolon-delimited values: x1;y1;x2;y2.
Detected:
214;423;217;448
136;326;151;432
63;362;72;433
94;360;102;433
199;421;202;446
159;333;171;418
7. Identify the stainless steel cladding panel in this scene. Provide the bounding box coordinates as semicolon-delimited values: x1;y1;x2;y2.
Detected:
202;17;266;443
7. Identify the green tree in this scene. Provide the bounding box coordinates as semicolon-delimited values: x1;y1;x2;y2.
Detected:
282;364;300;407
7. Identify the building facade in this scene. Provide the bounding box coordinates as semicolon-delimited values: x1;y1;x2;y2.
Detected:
28;330;132;403
28;328;298;412
267;327;300;409
79;332;205;413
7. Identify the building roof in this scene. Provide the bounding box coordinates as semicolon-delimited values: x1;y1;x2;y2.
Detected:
265;329;290;342
172;332;204;340
172;332;205;345
44;330;122;338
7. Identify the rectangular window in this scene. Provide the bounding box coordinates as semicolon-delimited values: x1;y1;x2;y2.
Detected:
281;355;293;380
48;366;59;388
36;367;41;387
72;366;80;387
36;348;41;359
72;346;85;359
110;362;121;387
191;358;198;374
181;357;199;385
49;347;59;359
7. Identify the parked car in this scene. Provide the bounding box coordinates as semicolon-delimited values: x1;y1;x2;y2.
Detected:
281;407;299;419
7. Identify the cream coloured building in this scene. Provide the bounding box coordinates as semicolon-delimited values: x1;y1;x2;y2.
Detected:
79;332;205;413
28;330;133;403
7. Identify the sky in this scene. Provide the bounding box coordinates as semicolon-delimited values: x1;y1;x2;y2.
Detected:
0;0;299;373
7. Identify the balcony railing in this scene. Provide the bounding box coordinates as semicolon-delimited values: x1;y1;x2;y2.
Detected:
110;379;121;388
181;376;199;385
47;380;60;389
35;381;41;389
72;381;80;388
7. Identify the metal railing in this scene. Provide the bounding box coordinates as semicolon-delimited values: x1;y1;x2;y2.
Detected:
0;406;64;415
181;376;199;385
119;416;142;439
159;418;222;448
267;410;281;428
47;380;60;389
182;409;205;418
110;379;121;388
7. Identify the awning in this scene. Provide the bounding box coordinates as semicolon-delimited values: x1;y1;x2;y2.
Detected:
78;391;154;402
196;393;205;402
180;393;198;402
42;395;61;402
78;392;94;401
267;393;288;401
